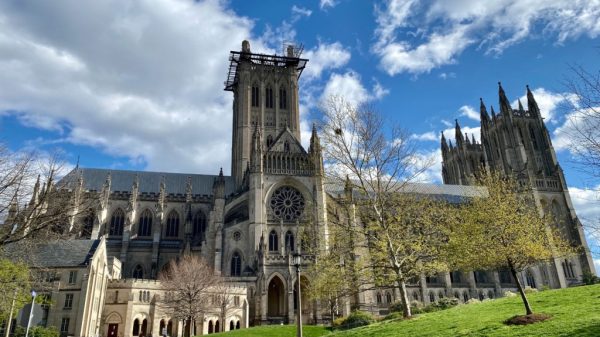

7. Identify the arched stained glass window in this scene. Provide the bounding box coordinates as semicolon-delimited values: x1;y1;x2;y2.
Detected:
231;252;242;276
285;231;294;252
166;210;180;237
138;209;153;237
132;265;144;279
279;87;287;109
192;211;206;241
109;209;125;236
269;230;278;252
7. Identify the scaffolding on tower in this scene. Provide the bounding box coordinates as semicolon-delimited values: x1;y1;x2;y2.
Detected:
224;43;309;91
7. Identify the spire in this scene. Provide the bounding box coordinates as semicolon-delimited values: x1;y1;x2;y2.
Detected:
186;176;192;203
455;119;464;146
491;105;496;120
465;133;471;145
309;122;321;154
344;175;353;202
441;132;448;152
517;98;525;113
498;81;512;116
449;139;454;149
526;84;541;119
471;133;476;145
213;168;225;199
250;124;263;173
30;174;41;206
480;98;490;121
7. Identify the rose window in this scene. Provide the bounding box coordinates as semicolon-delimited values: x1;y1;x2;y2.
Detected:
270;186;305;221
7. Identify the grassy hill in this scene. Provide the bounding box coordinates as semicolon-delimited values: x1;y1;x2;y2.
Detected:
214;284;600;336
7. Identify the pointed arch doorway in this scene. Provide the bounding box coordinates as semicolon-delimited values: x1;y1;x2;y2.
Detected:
267;276;286;317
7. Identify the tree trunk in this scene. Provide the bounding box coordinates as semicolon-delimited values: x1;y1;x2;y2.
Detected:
508;261;533;315
396;277;412;318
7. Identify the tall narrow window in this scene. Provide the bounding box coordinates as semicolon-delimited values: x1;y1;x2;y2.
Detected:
265;86;274;109
269;230;278;252
251;85;260;107
133;265;144;279
132;319;140;336
279;87;287;109
138;209;153;237
231;252;241;276
166;210;180;237
284;141;290;152
266;135;274;148
529;126;539;150
60;318;70;335
82;209;94;238
192;211;207;241
68;271;77;284
64;294;73;309
285;231;294;252
109;209;125;236
526;270;536;288
376;292;382;304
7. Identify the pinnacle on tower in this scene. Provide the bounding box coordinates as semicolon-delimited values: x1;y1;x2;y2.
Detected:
517;98;525;112
526;84;541;118
471;133;476;145
455;119;464;146
490;105;496;120
480;98;490;121
441;131;448;150
498;81;512;115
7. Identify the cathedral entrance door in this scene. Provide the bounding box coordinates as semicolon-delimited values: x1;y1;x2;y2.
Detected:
108;324;118;337
267;276;285;317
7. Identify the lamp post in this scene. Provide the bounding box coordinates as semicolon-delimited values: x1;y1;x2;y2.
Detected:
25;290;37;337
292;252;302;337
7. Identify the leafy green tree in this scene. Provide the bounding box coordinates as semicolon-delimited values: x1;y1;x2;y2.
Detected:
0;257;31;322
448;172;573;315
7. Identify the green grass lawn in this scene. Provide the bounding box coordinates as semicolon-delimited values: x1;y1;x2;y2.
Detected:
216;284;600;336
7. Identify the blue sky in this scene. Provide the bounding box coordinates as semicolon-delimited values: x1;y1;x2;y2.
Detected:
1;0;600;269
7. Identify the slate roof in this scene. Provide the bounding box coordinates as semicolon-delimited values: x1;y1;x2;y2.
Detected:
5;239;100;268
324;180;486;203
60;168;237;196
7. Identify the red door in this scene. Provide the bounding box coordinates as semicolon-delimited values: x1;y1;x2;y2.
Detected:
108;324;118;337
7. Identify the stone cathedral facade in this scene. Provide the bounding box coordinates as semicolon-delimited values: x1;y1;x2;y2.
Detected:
19;41;594;337
441;83;596;289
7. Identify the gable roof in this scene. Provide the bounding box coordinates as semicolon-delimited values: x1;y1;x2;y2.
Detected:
324;180;486;203
4;239;101;268
59;168;237;196
267;127;307;154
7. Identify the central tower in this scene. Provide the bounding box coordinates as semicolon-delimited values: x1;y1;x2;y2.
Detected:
225;40;308;186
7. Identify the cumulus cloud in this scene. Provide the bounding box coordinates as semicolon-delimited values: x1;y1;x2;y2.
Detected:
302;42;351;80
0;0;265;174
373;0;600;75
413;149;443;183
320;0;339;10
459;105;479;121
568;185;600;259
291;5;312;19
410;131;437;142
442;125;481;145
512;87;571;123
320;71;390;107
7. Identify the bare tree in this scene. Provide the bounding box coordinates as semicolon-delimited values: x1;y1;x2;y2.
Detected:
158;255;220;336
0;145;91;247
212;280;237;332
563;65;600;255
318;96;440;318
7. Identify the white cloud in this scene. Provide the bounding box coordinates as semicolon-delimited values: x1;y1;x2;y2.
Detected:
291;5;312;19
321;71;370;107
413;149;443;183
442;125;481;145
320;71;389;107
512;87;570;123
302;42;351;80
320;0;339;10
0;0;264;174
459;105;479;121
372;80;390;100
410;131;437;142
373;0;600;75
439;72;456;80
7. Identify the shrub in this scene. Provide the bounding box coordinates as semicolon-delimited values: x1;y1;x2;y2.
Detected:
332;316;346;328
432;297;459;310
466;298;481;304
524;286;538;294
382;311;404;321
582;271;600;285
334;311;375;330
14;327;59;337
503;290;517;297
